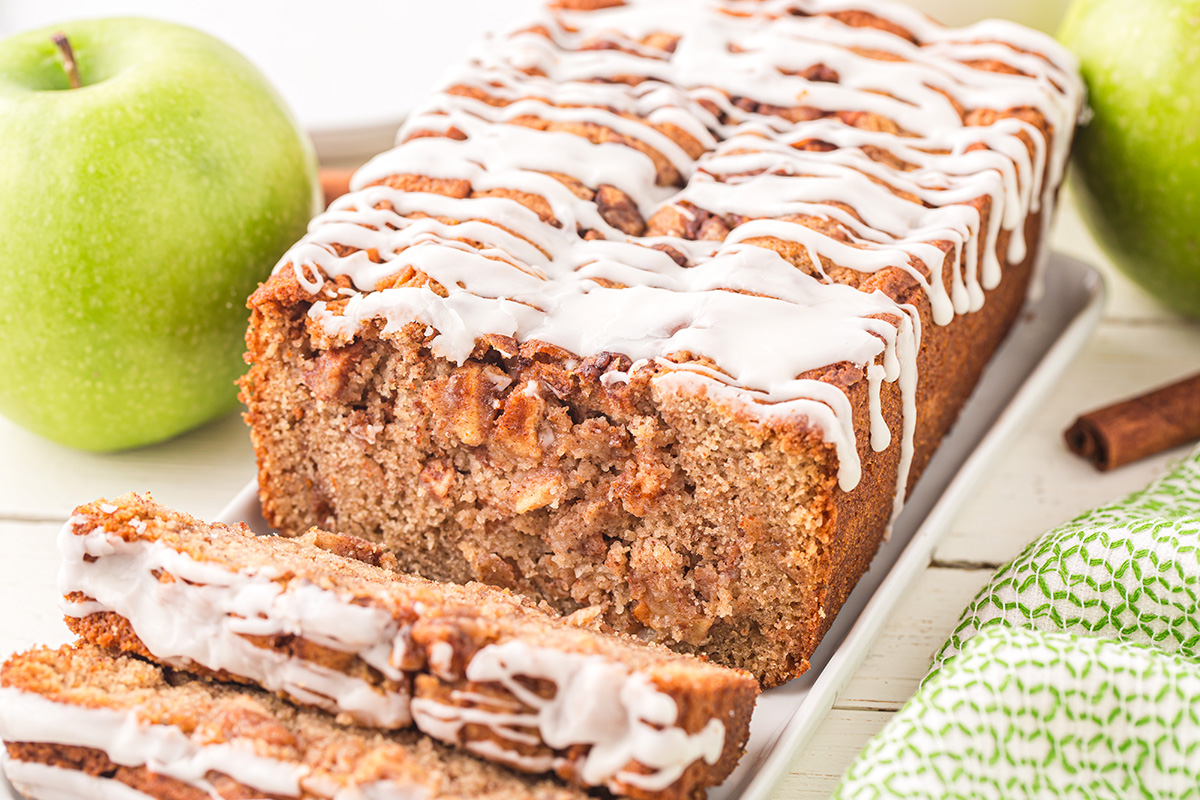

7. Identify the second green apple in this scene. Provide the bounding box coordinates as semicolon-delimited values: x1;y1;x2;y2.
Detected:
1061;0;1200;317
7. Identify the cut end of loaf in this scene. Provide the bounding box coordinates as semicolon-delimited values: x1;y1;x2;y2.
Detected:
242;289;856;686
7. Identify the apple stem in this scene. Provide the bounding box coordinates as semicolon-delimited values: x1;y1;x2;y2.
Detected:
51;32;81;90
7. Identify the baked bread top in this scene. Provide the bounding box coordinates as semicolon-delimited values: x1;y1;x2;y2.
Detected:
257;0;1082;507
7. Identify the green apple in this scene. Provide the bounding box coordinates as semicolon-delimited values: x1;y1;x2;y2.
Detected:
0;18;320;450
1060;0;1200;317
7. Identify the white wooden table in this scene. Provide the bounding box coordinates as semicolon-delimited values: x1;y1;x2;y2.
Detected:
2;189;1198;798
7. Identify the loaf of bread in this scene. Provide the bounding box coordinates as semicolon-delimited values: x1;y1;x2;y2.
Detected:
0;644;595;800
58;494;756;800
241;0;1083;687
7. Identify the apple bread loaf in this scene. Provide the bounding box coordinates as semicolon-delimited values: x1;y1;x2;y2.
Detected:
59;494;757;800
0;644;597;800
240;0;1083;687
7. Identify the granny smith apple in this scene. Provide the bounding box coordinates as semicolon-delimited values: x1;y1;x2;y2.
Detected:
1060;0;1200;317
0;18;320;450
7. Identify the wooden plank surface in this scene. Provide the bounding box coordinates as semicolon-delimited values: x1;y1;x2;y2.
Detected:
836;567;993;711
0;521;74;656
934;320;1200;568
0;409;255;522
774;710;893;800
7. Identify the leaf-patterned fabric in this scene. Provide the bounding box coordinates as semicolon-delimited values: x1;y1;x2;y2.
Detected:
836;447;1200;798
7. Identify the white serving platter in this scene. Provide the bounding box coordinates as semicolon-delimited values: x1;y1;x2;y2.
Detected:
213;252;1105;799
0;252;1103;800
717;252;1106;799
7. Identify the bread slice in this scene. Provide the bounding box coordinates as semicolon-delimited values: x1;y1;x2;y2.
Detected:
59;494;757;800
0;643;592;800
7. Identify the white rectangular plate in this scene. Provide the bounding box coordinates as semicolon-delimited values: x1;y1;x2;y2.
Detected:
1;253;1103;800
720;252;1105;799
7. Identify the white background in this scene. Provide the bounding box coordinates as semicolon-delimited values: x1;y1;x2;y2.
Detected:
1;0;1069;161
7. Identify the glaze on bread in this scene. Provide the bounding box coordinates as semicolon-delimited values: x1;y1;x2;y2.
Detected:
241;0;1083;686
0;644;596;800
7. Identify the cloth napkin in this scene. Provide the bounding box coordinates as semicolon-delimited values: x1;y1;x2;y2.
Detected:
835;446;1200;799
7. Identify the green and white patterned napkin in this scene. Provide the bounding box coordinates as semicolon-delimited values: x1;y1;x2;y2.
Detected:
836;446;1200;799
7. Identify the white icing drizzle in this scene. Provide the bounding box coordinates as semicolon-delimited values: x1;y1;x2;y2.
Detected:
4;760;159;800
57;519;414;729
0;721;433;800
410;640;725;793
273;0;1081;505
57;520;728;792
0;688;304;797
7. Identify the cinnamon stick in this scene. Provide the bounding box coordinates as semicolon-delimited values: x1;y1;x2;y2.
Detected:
319;166;356;208
1065;370;1200;471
